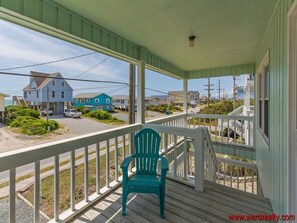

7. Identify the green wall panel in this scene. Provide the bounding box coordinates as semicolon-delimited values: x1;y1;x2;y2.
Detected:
42;2;57;28
23;0;40;21
57;10;70;33
1;0;22;14
255;0;294;215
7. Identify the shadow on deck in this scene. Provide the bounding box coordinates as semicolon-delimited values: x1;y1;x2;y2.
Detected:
71;179;273;223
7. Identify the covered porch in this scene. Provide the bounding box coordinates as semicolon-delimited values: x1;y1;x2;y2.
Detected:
0;0;296;222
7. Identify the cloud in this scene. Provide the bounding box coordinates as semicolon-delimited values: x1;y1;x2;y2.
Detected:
0;19;130;96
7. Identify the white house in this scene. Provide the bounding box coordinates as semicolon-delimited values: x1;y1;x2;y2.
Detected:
0;92;9;123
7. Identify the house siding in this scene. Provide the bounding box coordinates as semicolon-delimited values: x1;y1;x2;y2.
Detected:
40;79;72;103
255;0;294;215
73;94;113;111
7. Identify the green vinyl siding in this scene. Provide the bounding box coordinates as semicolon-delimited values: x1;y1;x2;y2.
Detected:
255;0;294;215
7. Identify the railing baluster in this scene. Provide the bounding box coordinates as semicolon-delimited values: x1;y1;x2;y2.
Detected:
252;169;254;194
240;119;244;144
233;118;236;142
230;165;233;188
173;135;177;177
96;143;100;194
183;137;188;179
223;163;226;186
115;137;119;182
227;119;230;142
237;168;239;189
221;118;224;142
70;151;75;210
122;135;126;159
244;169;247;192
84;146;89;202
106;140;110;188
248;120;251;146
215;121;217;141
9;168;16;223
54;155;59;222
34;161;40;223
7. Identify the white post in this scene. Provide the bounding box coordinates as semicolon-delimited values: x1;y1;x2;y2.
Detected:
137;60;145;124
183;79;188;127
244;74;251;145
183;79;188;114
194;128;204;191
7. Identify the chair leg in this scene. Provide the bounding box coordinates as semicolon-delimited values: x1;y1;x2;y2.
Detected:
159;191;165;218
122;189;128;216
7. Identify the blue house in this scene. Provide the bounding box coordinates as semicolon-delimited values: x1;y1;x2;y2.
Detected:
73;93;113;111
23;71;73;115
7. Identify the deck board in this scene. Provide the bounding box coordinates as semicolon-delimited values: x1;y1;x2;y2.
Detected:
71;179;273;223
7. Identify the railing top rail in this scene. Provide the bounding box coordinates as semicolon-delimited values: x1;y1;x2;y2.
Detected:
203;128;219;167
217;157;257;170
0;123;142;172
143;123;197;138
146;113;186;124
187;113;253;121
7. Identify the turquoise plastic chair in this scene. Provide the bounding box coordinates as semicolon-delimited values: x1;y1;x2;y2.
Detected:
121;128;169;218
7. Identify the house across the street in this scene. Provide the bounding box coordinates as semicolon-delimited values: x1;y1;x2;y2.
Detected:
23;71;73;115
0;93;9;123
112;95;129;110
73;93;113;111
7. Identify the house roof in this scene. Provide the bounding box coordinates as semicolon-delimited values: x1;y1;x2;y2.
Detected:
23;71;73;91
150;95;169;99
0;93;9;97
74;93;110;99
112;95;129;100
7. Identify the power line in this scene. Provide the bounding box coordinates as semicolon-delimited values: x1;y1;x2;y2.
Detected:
0;71;129;86
0;52;97;71
72;56;110;78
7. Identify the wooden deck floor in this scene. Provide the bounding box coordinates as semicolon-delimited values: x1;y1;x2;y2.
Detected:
71;179;273;223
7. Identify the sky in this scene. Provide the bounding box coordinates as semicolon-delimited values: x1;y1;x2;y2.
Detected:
0;19;244;100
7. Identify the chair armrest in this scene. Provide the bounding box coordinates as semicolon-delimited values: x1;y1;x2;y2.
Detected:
121;155;134;170
159;156;169;171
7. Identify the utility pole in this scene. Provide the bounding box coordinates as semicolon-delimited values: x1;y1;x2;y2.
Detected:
204;77;214;106
233;76;237;110
217;79;221;101
46;86;50;131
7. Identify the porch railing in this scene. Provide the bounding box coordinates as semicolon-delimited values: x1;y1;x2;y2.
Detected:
187;113;254;147
0;113;257;223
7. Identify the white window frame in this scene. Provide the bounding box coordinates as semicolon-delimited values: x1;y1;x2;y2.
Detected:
52;91;56;98
95;98;100;103
61;81;65;87
86;99;91;103
75;99;79;103
81;99;85;104
52;80;56;86
256;50;269;144
106;98;111;104
61;91;64;99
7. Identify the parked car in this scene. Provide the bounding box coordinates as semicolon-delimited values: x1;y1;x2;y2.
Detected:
63;109;82;118
41;108;53;116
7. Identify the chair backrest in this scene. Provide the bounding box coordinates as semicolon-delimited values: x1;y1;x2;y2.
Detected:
134;128;161;175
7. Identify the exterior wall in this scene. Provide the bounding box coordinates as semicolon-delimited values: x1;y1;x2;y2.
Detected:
255;0;294;215
73;94;113;111
0;95;5;112
25;89;42;103
40;79;72;103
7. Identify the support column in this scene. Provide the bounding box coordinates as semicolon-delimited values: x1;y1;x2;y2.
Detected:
137;60;145;124
183;79;188;114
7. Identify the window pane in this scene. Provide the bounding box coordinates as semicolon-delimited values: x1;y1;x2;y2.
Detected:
264;100;269;137
265;66;269;98
259;100;262;129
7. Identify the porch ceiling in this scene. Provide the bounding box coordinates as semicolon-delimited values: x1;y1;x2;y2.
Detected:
55;0;277;73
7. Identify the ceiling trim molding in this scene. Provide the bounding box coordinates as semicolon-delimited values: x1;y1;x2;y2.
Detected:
186;63;255;79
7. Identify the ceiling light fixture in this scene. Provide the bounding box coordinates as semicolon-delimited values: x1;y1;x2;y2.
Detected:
189;35;196;47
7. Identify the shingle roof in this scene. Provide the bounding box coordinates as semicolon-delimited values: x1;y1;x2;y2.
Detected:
73;93;104;99
23;71;73;91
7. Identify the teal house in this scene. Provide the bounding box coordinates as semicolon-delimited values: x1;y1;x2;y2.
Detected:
73;93;113;111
